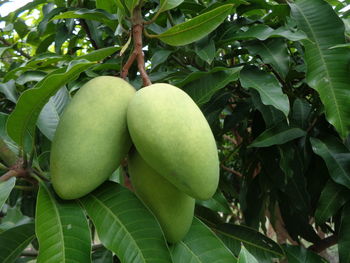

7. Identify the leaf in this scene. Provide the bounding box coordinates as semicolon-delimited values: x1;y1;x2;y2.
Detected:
37;87;70;141
310;137;350;189
0;177;16;210
182;67;241;106
150;50;172;71
315;179;350;225
240;66;289;118
196;191;231;214
6;60;94;146
78;46;121;61
155;4;233;46
339;202;350;263
52;8;118;30
0;223;35;263
195;37;216;64
171;218;237;263
16;71;47;85
96;0;118;14
250;125;306;148
215;223;284;261
80;182;172;263
0;80;18;103
92;247;113;263
36;183;91;263
124;0;140;13
244;39;290;79
159;0;184;12
290;0;350;137
238;246;259;263
291;98;312;130
282;244;328;263
229;24;307;41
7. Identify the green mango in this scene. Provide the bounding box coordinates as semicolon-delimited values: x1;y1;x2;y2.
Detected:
129;150;195;243
50;76;135;199
127;83;219;200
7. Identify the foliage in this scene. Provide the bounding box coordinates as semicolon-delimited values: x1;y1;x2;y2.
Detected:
0;0;349;262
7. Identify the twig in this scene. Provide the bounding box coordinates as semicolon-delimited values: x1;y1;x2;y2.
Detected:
121;6;152;87
0;35;31;59
220;164;242;177
309;235;338;253
79;19;99;50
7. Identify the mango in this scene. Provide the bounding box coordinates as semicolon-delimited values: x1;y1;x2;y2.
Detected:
128;150;195;243
50;76;135;199
127;83;219;200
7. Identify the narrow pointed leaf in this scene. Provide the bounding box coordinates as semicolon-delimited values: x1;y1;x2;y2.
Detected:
80;182;172;263
183;67;241;106
36;183;91;263
0;80;18;103
52;8;118;30
0;177;16;210
339;202;350;263
290;0;350;137
215;223;284;261
171;218;237;263
0;223;35;263
159;0;184;12
155;4;233;46
6;60;94;146
310;137;350;189
291;99;311;130
244;39;290;79
240;66;289;117
78;46;121;61
282;244;328;263
124;0;140;13
250;125;306;148
37;87;70;141
238;246;259;263
315;180;350;225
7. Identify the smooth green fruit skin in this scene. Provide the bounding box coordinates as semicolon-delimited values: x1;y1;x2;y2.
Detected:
127;83;219;200
129;150;195;243
50;76;135;200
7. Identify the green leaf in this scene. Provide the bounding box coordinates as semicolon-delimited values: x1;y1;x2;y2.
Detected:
159;0;184;12
77;46;121;61
0;80;18;103
229;24;307;41
0;223;35;263
310;137;350;189
92;247;113;263
96;0;118;14
171;218;237;263
240;66;289;117
0;177;16;210
291;98;311;130
36;183;91;263
290;0;350;137
238;246;259;263
244;39;290;79
14;19;29;38
150;50;172;71
216;223;284;261
80;182;172;263
315;179;350;225
6;60;94;146
250;125;306;148
196;191;231;214
195;37;216;64
16;71;47;85
52;8;118;30
282;244;328;263
124;0;140;13
339;202;350;263
182;67;241;106
155;4;233;46
37;87;70;141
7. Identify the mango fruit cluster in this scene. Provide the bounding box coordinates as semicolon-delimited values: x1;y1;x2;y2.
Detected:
50;76;219;243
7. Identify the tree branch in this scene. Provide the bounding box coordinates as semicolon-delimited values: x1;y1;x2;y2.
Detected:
79;19;99;50
0;35;31;59
309;234;338;253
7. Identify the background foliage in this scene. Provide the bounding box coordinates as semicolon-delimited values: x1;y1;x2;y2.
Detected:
0;0;350;262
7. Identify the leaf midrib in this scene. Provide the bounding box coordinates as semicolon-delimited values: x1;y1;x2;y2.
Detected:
88;193;146;263
293;3;344;134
